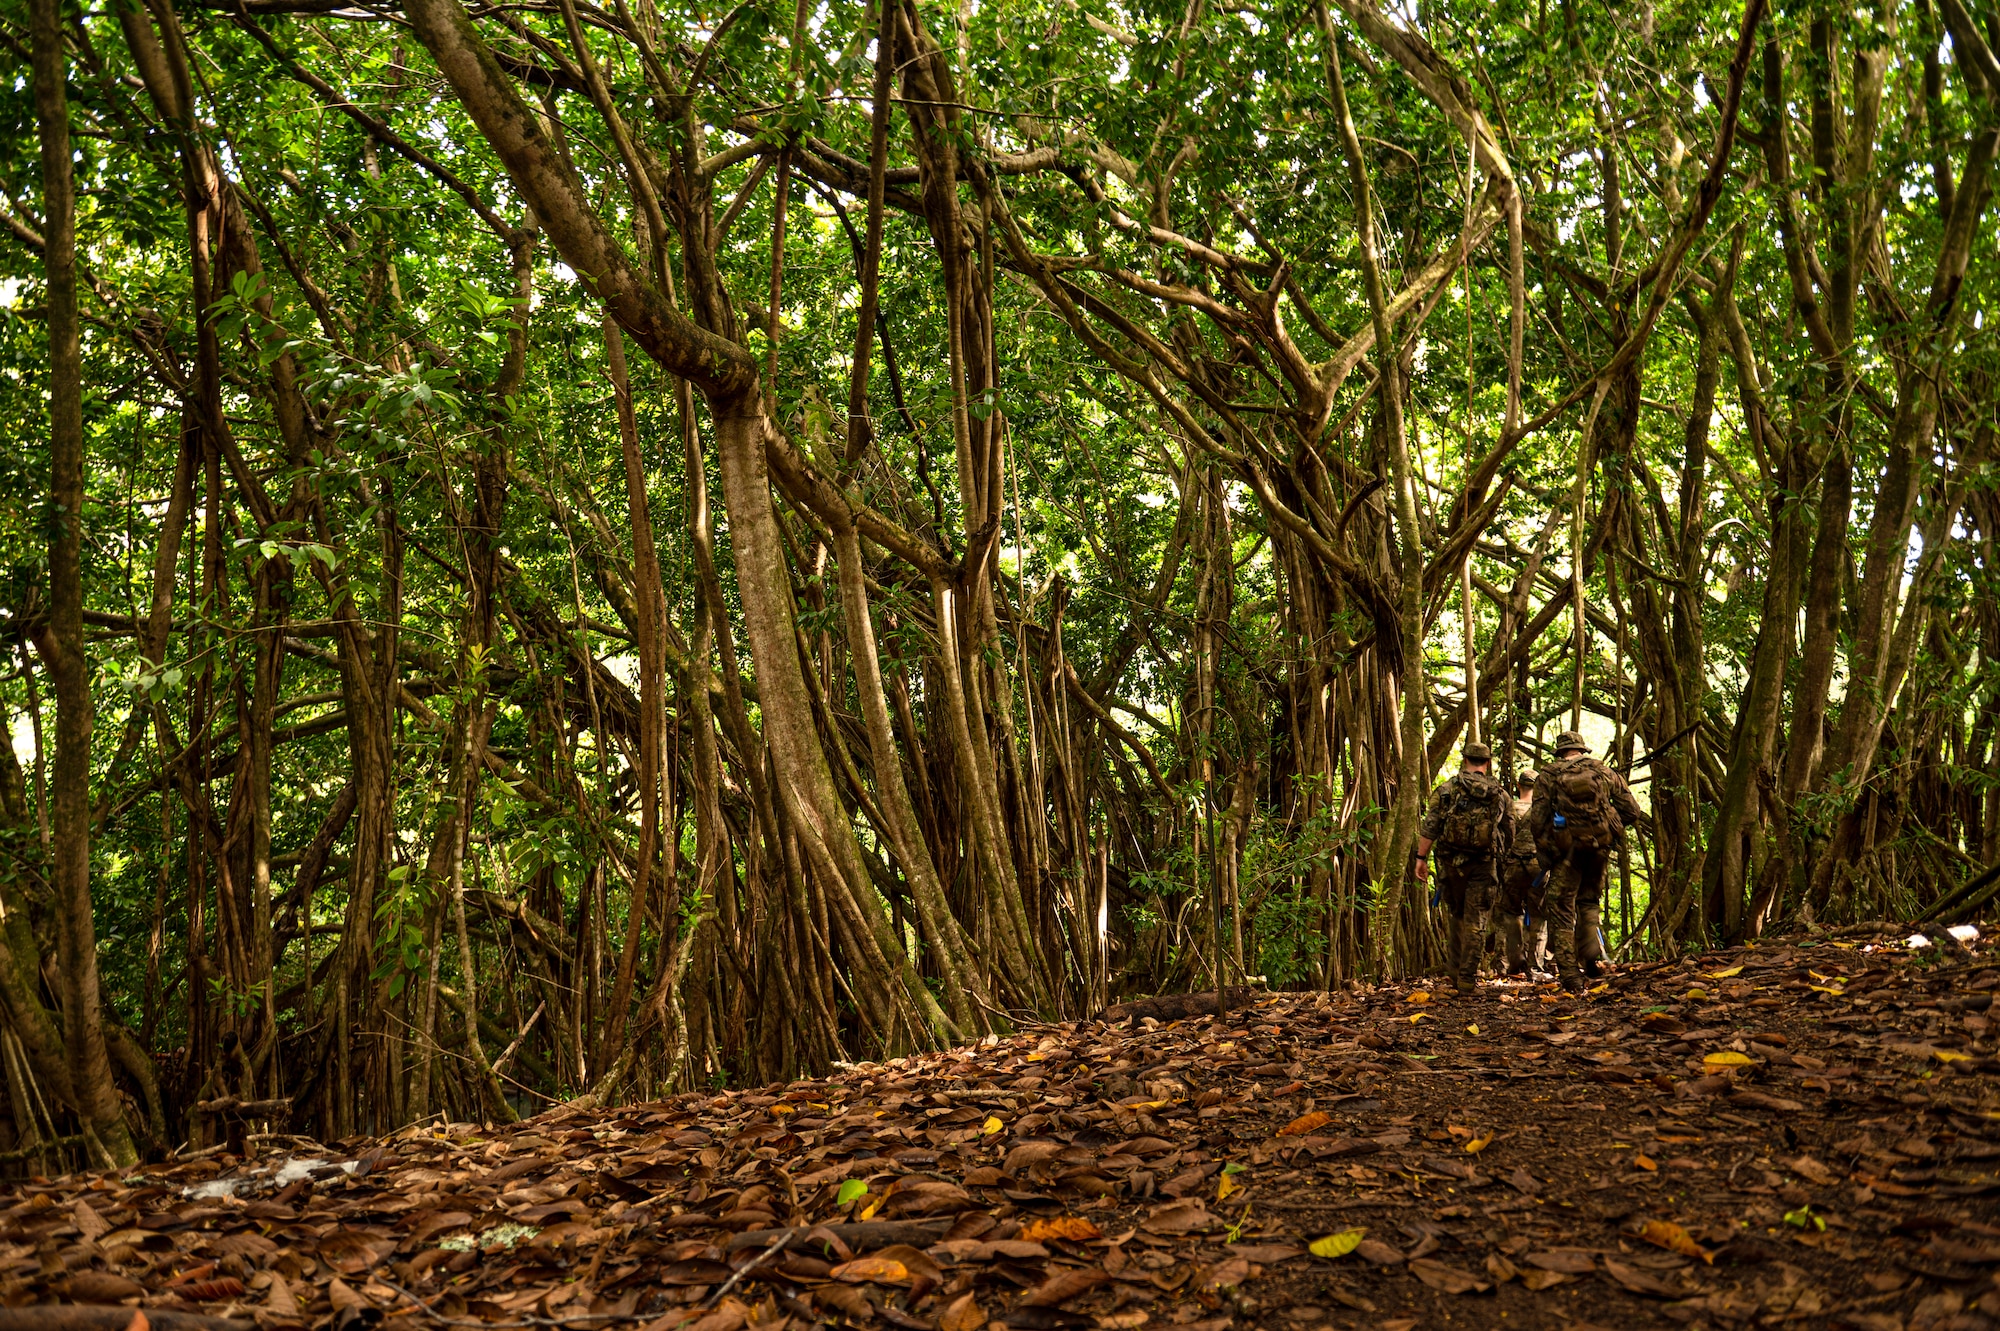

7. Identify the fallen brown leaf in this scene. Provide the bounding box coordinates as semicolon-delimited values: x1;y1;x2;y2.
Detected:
1354;1239;1405;1266
1142;1201;1213;1234
1017;1216;1102;1243
1730;1089;1806;1112
1004;1141;1064;1174
267;1279;304;1320
830;1255;910;1284
1602;1257;1687;1298
684;1302;750;1331
1201;1256;1252;1292
68;1201;109;1242
1018;1267;1108;1307
1227;1242;1304;1264
1408;1258;1489;1294
870;1243;944;1283
1279;1111;1333;1137
1525;1249;1596;1274
63;1272;146;1303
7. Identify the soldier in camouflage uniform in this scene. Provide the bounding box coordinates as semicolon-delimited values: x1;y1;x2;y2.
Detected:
1415;742;1513;995
1498;769;1547;977
1528;731;1643;994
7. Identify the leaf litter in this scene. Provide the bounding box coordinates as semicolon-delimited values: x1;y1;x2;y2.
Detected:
5;928;2000;1329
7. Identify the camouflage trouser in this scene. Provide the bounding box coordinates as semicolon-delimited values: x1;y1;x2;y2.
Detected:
1577;903;1605;964
1543;846;1611;982
1438;857;1500;986
1500;862;1547;972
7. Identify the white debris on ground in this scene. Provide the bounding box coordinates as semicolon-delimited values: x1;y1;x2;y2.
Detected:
182;1155;357;1199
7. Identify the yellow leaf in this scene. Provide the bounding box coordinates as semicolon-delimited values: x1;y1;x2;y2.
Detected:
1703;1051;1755;1068
1809;985;1845;994
1705;966;1744;979
1408;1013;1431;1024
1025;1052;1045;1062
771;1103;795;1115
1279;1111;1333;1137
982;1116;1005;1135
1309;1229;1365;1259
1634;1154;1657;1172
1588;983;1610;995
1934;1049;1974;1064
1407;991;1432;1004
1466;1023;1480;1035
1640;1219;1712;1264
1217;1173;1240;1201
1465;1132;1493;1155
1018;1216;1102;1242
859;1195;884;1220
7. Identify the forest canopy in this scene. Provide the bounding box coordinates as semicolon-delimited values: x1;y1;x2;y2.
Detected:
0;0;1995;1161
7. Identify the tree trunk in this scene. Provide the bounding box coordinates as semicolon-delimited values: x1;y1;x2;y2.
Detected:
1321;7;1424;975
30;0;136;1167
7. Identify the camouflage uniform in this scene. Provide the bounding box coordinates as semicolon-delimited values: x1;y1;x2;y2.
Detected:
1419;760;1514;991
1498;788;1547;974
1528;736;1643;991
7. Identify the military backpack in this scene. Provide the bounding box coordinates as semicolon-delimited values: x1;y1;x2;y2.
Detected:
1437;772;1506;856
1549;756;1615;850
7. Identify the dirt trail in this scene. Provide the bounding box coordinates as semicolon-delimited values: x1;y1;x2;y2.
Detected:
6;929;1999;1331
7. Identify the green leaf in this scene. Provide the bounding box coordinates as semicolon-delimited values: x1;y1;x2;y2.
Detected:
836;1179;868;1206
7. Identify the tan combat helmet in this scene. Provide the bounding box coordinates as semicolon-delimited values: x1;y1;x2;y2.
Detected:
1553;731;1588;756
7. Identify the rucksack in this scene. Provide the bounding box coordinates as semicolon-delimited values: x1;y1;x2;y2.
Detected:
1505;799;1539;865
1438;772;1506;855
1550;757;1614;849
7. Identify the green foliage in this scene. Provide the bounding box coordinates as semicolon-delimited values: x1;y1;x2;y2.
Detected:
0;0;1994;1124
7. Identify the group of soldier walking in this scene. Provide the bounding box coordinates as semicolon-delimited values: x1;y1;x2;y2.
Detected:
1415;731;1643;996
